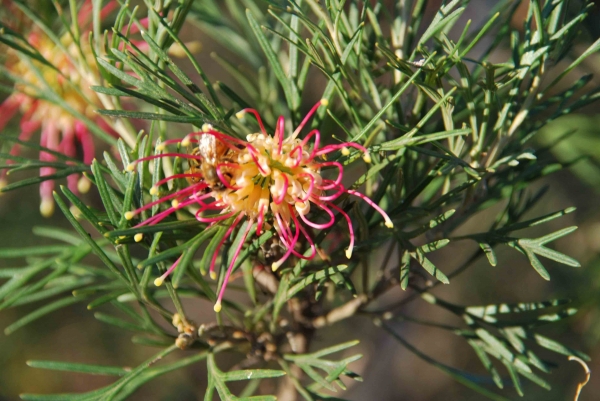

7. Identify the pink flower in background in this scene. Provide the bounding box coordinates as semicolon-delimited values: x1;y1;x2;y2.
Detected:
126;100;394;312
0;1;118;216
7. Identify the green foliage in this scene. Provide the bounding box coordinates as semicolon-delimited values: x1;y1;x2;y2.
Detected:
283;341;362;392
206;352;285;400
0;0;598;399
21;346;209;401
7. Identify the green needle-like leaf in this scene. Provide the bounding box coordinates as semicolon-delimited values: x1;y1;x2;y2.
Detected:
26;361;128;376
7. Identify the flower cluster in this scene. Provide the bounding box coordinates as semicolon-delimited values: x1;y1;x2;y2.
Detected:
126;100;393;312
0;1;117;216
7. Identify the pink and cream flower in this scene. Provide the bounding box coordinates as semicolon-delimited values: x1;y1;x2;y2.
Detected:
0;4;110;216
0;1;121;216
126;100;394;312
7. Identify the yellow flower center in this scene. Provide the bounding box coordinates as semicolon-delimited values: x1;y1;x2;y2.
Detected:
214;132;322;223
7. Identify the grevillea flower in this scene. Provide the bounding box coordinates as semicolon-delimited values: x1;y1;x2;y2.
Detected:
0;1;118;216
126;100;394;312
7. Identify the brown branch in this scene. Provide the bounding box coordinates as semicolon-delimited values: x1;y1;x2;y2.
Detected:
312;295;367;328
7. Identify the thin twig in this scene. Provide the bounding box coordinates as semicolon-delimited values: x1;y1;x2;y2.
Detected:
312;295;367;328
569;356;591;401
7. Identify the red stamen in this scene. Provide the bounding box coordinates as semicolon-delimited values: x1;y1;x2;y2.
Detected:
272;204;301;271
300;201;335;229
239;108;267;135
274;212;292;245
318;161;343;188
154;173;204;188
329;202;355;259
292;213;317;260
133;198;197;228
257;204;265;235
315;181;345;201
209;214;244;279
292;100;327;138
193;198;226;211
275;115;285;155
127;153;203;171
127;184;206;218
316;142;368;156
292;129;321;167
214;219;254;312
154;255;183;286
347;189;394;228
195;210;235;224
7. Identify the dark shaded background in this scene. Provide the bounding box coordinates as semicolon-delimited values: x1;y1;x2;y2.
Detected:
2;1;600;400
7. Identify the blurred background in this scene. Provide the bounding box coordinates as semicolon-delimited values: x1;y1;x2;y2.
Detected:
2;0;600;400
